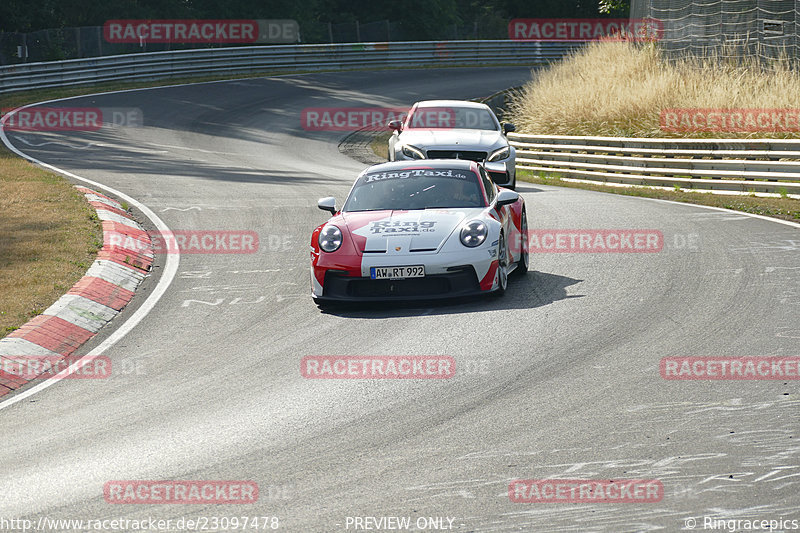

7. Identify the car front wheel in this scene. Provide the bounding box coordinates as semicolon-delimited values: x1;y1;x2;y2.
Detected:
493;231;508;296
513;208;529;276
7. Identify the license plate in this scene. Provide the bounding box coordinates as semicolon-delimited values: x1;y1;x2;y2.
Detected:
370;265;425;280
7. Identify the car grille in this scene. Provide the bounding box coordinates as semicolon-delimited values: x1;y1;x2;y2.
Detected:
351;278;449;298
323;267;480;300
426;150;487;162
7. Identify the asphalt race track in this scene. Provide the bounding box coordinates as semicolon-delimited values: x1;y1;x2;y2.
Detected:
1;67;799;532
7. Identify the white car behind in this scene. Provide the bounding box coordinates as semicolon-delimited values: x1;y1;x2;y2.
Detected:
388;99;517;189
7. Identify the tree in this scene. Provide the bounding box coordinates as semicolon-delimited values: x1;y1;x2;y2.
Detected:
599;0;630;16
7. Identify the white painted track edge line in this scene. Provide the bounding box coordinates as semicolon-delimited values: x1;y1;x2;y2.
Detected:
527;181;800;229
642;196;800;229
0;103;180;411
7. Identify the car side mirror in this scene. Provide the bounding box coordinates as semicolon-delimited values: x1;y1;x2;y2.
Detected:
317;197;337;215
388;120;402;132
502;122;516;134
495;189;519;207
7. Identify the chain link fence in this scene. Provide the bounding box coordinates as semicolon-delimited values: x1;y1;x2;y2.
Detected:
630;0;800;60
0;19;510;65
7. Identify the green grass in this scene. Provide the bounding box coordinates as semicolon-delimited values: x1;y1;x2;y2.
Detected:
0;146;103;337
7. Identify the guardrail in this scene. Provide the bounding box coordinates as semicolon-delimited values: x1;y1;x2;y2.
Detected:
508;133;800;196
0;40;581;94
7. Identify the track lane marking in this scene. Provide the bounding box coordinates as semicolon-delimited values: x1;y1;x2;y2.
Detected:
628;194;800;229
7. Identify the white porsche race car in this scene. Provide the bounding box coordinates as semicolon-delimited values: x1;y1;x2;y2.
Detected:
388;100;517;189
310;159;528;305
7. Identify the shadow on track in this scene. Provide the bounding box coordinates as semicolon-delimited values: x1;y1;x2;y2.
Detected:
316;270;584;318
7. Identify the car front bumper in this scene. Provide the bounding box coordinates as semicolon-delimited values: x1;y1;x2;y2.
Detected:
311;247;503;302
315;265;486;302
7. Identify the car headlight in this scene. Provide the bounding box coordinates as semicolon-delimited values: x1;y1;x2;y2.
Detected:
488;146;510;162
401;145;425;159
319;224;343;253
460;220;488;248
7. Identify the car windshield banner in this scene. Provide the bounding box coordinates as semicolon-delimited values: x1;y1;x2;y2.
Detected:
362;169;473;184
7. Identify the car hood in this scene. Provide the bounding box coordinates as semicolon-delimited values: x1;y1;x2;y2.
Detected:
399;129;505;150
342;209;485;254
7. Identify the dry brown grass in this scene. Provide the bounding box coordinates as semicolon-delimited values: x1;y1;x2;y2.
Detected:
0;147;102;337
507;40;800;138
370;132;392;160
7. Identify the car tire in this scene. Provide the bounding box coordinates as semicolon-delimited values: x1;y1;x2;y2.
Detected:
512;208;529;277
493;231;508;297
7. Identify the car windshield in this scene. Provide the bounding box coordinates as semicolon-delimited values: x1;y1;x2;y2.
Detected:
343;168;485;211
405;106;498;131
